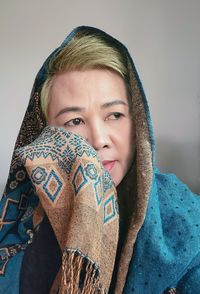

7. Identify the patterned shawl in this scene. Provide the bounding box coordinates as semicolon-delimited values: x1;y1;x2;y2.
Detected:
0;26;200;294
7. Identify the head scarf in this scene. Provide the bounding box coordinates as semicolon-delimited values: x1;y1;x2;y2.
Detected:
0;26;200;294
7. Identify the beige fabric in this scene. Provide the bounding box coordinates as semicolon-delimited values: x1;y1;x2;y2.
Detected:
113;61;153;292
8;27;153;292
17;127;119;292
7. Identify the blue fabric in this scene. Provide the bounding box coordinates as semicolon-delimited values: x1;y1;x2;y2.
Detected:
0;251;24;294
0;179;38;293
124;170;200;293
0;26;199;293
20;215;62;294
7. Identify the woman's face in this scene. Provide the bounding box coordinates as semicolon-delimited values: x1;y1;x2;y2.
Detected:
47;69;134;186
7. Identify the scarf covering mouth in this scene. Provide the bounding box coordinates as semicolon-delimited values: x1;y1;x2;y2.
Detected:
16;126;119;293
0;26;200;294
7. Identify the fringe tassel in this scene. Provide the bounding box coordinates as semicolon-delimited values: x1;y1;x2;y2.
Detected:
60;249;105;294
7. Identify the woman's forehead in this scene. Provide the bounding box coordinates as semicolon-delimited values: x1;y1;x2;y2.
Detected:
49;69;129;104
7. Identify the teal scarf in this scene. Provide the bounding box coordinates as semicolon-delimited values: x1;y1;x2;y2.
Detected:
1;26;200;294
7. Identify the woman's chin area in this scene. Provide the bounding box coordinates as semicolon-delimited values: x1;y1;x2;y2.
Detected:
109;165;129;188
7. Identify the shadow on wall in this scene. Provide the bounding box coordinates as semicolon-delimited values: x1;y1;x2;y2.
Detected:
156;139;200;195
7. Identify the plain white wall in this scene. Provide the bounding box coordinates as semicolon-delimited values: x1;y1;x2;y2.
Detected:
0;0;200;195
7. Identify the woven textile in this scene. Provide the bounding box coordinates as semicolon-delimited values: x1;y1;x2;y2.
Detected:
0;26;200;294
17;126;119;293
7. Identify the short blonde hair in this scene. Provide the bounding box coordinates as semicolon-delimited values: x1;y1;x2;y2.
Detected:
40;33;131;118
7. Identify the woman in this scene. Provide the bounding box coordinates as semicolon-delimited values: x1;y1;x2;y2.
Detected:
0;26;200;294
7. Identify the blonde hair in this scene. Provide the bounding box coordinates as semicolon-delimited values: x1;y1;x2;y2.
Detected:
40;33;131;118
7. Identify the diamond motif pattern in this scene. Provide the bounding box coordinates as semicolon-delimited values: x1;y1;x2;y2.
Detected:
85;163;98;180
103;194;116;224
72;165;87;195
2;199;19;223
31;167;47;184
43;169;63;202
94;177;103;206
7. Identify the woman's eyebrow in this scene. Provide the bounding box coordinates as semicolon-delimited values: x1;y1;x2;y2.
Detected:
101;100;128;108
55;106;85;118
55;100;128;118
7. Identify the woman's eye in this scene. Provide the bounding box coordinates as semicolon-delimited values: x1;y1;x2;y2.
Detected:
107;112;124;120
64;118;84;127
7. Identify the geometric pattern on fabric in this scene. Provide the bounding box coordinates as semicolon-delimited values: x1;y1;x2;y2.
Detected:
69;134;81;147
20;206;34;222
0;198;19;225
59;145;75;174
0;247;9;276
9;180;18;190
75;144;97;158
94;177;103;206
42;169;63;203
102;171;113;193
15;170;26;182
31;166;47;184
72;164;88;195
85;163;98;181
0;232;34;276
103;194;116;224
18;193;28;211
0;182;36;230
162;288;178;294
3;123;118;289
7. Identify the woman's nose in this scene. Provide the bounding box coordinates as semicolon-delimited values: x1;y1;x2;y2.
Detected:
87;123;110;151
